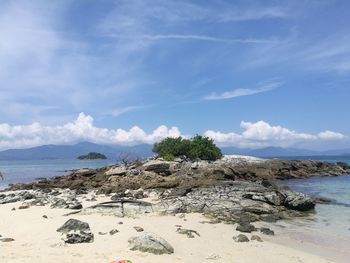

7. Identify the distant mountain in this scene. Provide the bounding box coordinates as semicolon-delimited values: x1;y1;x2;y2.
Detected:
0;142;153;160
0;142;349;161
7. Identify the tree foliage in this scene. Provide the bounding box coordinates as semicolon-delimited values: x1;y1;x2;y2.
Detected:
153;135;222;161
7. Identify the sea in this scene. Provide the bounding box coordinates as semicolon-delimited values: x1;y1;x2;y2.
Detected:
0;156;349;261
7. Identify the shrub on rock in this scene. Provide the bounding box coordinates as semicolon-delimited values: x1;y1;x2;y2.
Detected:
153;135;222;161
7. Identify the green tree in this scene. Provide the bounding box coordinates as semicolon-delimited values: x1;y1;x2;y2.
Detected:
188;135;222;161
153;137;190;160
153;135;222;161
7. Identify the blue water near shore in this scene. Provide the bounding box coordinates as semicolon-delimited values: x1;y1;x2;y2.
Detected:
0;159;114;189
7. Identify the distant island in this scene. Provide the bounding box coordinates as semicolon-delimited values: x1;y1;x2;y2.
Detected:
77;152;107;160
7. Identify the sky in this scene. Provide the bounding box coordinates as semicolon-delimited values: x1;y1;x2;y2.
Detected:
0;0;350;150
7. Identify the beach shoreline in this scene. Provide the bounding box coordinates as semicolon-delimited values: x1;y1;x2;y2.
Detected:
0;192;338;263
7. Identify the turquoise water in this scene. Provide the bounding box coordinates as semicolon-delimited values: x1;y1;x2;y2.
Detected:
0;159;114;189
277;158;350;261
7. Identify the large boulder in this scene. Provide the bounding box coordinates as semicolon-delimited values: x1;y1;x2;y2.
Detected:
106;166;127;176
57;219;90;233
128;232;174;254
142;160;174;175
57;219;94;244
282;191;316;211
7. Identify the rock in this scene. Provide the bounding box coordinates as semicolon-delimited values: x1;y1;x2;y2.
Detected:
109;229;119;235
233;234;249;242
176;228;200;238
236;223;257;233
1;238;15;242
282;191;316;211
42;215;48;219
57;219;91;233
142;160;172;175
75;168;95;177
68;203;83;210
259;227;274;236
98;232;107;235
206;254;222;260
106;166;127;176
133;226;144;232
18;204;30;209
63;230;94;244
251;235;263;242
128;232;174;254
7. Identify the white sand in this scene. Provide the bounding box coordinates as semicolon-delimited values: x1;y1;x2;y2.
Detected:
0;195;336;263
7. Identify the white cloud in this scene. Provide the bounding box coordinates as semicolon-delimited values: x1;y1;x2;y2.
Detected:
0;115;346;150
318;130;346;140
0;113;183;149
205;120;346;148
203;82;281;101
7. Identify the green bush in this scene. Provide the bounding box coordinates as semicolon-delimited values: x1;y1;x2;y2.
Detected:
153;135;222;161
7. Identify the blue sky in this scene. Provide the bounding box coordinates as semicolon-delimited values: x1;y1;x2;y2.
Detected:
0;0;349;150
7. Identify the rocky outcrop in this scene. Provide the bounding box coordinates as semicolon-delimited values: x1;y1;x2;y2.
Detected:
1;156;347;228
128;232;174;254
57;219;94;244
5;157;349;194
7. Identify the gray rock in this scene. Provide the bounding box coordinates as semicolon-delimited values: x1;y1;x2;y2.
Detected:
142;160;172;175
109;229;119;235
236;223;257;233
282;191;316;211
134;226;144;232
176;228;200;238
128;232;174;254
63;230;94;244
233;234;249;242
259;227;274;236
1;238;15;242
57;219;91;233
251;235;263;242
106;166;127;176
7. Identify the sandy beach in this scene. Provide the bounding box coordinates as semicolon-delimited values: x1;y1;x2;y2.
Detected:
0;193;337;263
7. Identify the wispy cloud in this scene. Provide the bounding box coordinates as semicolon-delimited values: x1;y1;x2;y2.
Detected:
217;6;288;22
202;81;282;101
109;105;146;117
110;34;279;45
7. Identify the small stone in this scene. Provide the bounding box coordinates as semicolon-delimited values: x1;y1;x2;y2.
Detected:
1;238;15;242
11;208;16;211
109;229;119;235
236;223;257;233
233;234;249;242
178;213;186;218
118;221;123;225
206;254;222;260
259;227;274;236
134;226;144;232
18;205;29;210
176;228;200;238
251;235;263;242
68;203;83;210
42;215;48;219
98;232;107;235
